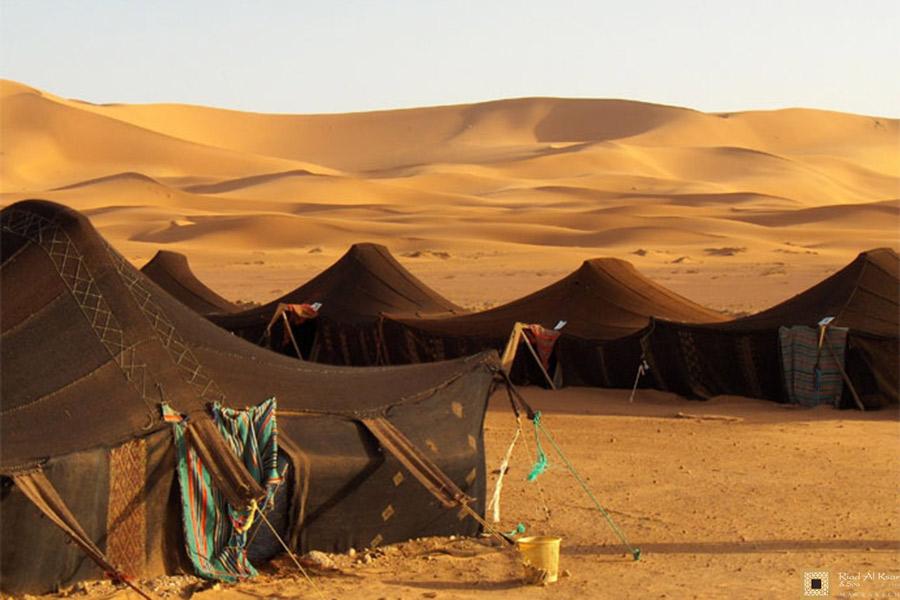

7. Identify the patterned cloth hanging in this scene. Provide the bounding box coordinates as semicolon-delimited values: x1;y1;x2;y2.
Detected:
779;326;848;407
523;325;562;371
162;398;282;582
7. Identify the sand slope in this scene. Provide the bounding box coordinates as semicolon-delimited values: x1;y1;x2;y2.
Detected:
1;79;897;312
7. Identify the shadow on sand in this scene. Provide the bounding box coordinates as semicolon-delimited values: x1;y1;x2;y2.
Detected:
566;539;899;555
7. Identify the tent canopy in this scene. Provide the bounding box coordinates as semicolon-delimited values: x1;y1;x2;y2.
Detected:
213;242;461;332
385;257;724;342
702;247;898;335
140;250;239;315
209;242;463;365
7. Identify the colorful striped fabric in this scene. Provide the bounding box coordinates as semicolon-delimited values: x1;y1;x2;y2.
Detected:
779;326;848;407
162;398;281;582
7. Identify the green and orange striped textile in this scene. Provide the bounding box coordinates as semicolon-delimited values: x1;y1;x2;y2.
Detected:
162;398;281;581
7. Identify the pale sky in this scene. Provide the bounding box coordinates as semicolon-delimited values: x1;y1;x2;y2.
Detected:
1;0;898;117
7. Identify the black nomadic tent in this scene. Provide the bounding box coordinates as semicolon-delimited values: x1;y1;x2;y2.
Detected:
381;258;725;386
642;248;899;409
210;243;462;365
140;250;239;315
0;201;498;595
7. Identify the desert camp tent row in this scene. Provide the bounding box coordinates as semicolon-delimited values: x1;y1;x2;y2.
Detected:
188;237;897;410
378;257;726;388
0;200;505;595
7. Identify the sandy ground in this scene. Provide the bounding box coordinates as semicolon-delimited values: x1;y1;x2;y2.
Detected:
15;390;899;600
1;80;899;599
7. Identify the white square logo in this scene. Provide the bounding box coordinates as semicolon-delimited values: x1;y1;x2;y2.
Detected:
804;571;829;596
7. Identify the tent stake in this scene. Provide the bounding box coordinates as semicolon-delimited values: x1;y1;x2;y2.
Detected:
628;361;646;403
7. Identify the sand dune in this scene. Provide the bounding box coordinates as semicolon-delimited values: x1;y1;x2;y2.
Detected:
1;79;897;311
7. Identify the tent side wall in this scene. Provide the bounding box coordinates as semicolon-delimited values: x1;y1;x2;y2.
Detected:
284;364;492;552
844;333;899;409
379;318;507;366
0;429;190;596
310;318;388;366
556;330;648;389
643;322;899;410
641;320;788;402
0;362;495;595
215;315;393;366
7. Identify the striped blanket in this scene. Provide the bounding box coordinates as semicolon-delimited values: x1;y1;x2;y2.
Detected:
779;326;848;407
163;398;281;581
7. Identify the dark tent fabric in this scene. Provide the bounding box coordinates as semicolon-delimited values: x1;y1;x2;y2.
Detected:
0;201;497;595
140;250;239;315
381;257;725;386
210;243;462;365
643;248;899;409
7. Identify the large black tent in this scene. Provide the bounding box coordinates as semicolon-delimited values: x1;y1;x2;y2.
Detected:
0;201;499;595
210;243;462;365
642;248;899;409
381;258;725;386
140;249;239;315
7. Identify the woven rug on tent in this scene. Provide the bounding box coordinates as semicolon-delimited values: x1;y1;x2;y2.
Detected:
162;398;281;582
779;326;848;407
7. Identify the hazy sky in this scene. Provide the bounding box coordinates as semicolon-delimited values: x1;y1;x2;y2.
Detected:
1;0;897;116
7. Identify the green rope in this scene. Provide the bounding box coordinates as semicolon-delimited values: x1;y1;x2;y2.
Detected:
526;411;549;481
504;522;526;537
534;415;641;561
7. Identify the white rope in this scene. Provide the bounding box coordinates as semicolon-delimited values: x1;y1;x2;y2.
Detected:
487;419;522;523
257;506;327;600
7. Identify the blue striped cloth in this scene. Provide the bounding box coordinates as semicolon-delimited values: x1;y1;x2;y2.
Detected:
779;326;848;407
163;398;281;582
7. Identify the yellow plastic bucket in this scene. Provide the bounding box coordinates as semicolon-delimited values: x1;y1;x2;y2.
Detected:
516;535;561;584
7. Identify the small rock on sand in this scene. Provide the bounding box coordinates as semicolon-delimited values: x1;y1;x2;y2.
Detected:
304;550;336;569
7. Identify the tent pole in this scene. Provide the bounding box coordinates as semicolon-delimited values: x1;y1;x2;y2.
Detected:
282;311;304;360
823;331;865;411
520;333;557;390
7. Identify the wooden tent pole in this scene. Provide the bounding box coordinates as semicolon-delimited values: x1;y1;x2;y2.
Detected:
282;311;304;360
822;330;865;411
520;333;557;390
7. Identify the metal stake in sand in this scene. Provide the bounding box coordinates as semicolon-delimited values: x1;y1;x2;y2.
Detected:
629;359;649;403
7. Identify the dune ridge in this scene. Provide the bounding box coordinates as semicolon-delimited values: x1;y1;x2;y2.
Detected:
1;79;897;312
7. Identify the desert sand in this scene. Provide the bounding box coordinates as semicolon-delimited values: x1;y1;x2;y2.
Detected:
2;79;898;313
1;80;898;599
